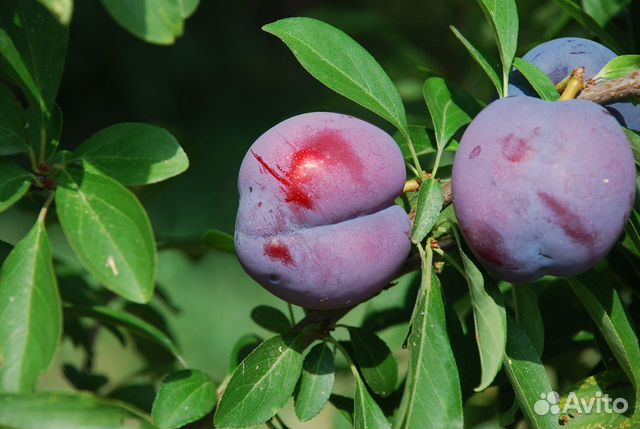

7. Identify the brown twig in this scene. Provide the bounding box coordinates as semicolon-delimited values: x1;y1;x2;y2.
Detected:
578;71;640;104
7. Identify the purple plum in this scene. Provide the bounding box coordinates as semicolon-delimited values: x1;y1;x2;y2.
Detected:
452;96;636;283
509;37;640;131
235;112;411;309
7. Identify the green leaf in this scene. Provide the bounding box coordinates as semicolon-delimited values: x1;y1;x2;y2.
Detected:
64;305;182;361
99;0;185;45
73;123;189;186
0;392;150;428
347;327;397;397
625;128;640;166
0;84;28;155
559;371;638;428
551;0;623;53
151;369;217;429
178;0;199;18
594;55;640;80
411;179;444;244
214;332;306;428
455;232;507;391
394;126;438;161
55;169;156;303
294;343;335;421
449;26;503;96
513;57;561;101
568;275;640;389
423;77;471;150
329;394;354;425
512;284;545;355
229;334;262;372
624;210;640;258
476;0;519;95
0;0;68;113
582;0;631;26
202;229;235;254
0;160;31;214
263;17;408;134
0;219;61;392
398;270;463;429
38;0;73;25
353;374;391;429
503;315;559;429
250;305;292;334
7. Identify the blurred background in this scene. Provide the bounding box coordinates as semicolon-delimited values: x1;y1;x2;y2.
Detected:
1;0;638;427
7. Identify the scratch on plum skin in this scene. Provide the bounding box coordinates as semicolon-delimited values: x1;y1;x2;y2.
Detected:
537;191;597;246
251;129;365;210
264;241;294;266
469;145;482;159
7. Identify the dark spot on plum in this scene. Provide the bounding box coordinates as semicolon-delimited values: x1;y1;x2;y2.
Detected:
463;222;520;270
251;129;365;210
249;187;253;193
268;273;281;285
539;251;553;259
537;191;597;246
264;241;294;266
549;66;569;84
469;145;482;159
569;51;586;54
257;201;263;207
501;134;531;162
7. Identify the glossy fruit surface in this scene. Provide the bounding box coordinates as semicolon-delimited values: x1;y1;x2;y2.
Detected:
235;112;411;309
452;97;636;283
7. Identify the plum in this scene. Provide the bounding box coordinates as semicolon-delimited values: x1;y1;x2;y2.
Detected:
452;96;636;283
235;112;411;309
509;37;640;130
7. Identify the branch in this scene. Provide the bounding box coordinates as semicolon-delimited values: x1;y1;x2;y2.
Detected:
578;72;640;104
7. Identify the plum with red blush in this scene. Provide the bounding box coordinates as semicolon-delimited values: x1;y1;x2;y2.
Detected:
452;96;636;283
235;112;411;309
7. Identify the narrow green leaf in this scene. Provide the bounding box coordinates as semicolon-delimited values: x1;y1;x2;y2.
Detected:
568;275;640;389
398;270;463;429
0;84;28;155
411;179;444;244
0;219;61;392
100;0;185;45
393;125;438;161
152;369;217;429
73;123;188;186
38;0;73;25
450;26;503;96
0;0;68;112
214;332;306;428
455;232;507;391
347;327;397;397
512;284;545;355
202;229;235;254
329;394;354;425
476;0;519;95
594;55;640;80
178;0;199;18
56;169;156;303
263;17;408;134
503;315;559;429
353;375;391;429
559;371;638;428
294;343;335;421
513;57;561;101
0;392;150;428
583;0;631;26
0;160;31;213
625;128;640;166
551;0;623;53
250;305;292;334
423;77;471;150
64;305;182;360
624;210;640;258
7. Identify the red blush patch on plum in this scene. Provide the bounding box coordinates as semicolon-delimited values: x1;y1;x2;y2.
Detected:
463;222;520;270
537;191;597;246
501;134;531;163
251;129;365;210
264;241;294;266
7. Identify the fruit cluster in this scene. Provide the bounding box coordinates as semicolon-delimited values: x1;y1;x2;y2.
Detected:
235;38;637;309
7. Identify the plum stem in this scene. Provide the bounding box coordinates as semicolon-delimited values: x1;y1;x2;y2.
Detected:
403;178;420;193
579;71;640;104
560;67;586;101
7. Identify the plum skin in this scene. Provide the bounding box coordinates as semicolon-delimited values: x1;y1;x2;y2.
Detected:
508;37;640;131
452;96;636;283
235;112;411;309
